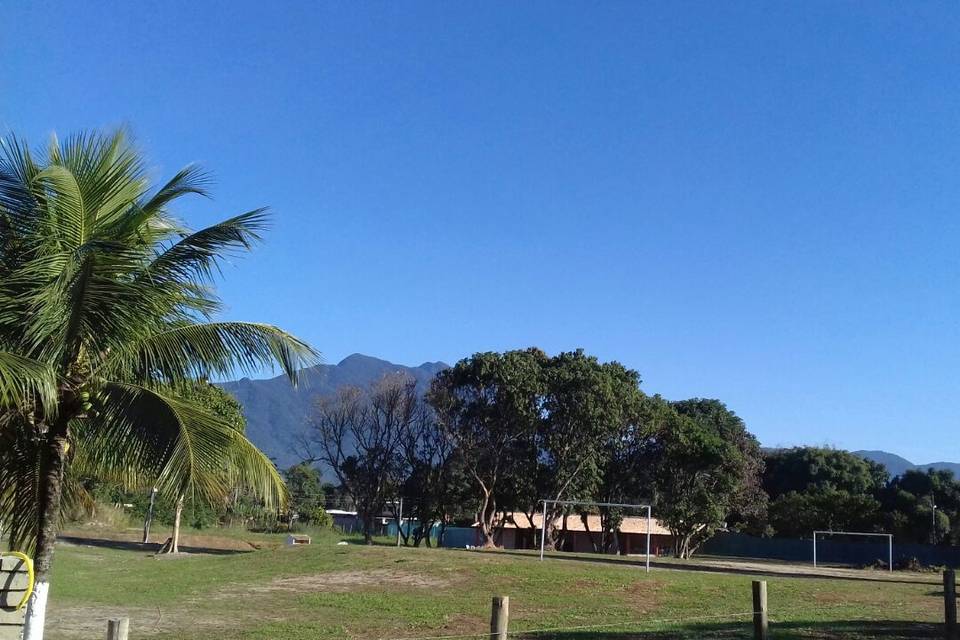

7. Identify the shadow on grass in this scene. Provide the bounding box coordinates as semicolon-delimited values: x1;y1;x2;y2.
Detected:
482;549;937;587
58;536;250;556
510;620;941;639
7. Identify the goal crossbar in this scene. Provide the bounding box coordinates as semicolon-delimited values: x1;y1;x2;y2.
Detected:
537;499;653;573
812;530;893;572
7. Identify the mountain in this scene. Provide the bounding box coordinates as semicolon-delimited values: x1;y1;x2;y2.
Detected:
219;354;448;468
853;450;960;479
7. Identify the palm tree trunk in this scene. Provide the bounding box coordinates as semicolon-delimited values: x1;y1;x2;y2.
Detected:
23;418;70;640
170;495;184;554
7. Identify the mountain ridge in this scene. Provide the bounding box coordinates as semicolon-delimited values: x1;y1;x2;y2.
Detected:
853;450;960;479
218;353;449;467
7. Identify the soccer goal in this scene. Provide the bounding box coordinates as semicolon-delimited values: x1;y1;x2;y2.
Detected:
812;530;893;572
537;499;653;572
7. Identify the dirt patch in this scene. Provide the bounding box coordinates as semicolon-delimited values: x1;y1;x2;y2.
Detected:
206;568;453;604
225;568;451;595
625;578;666;614
59;529;262;554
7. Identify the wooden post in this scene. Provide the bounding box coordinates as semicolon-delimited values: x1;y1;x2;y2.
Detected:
752;580;768;640
106;617;129;640
490;596;509;640
945;569;957;640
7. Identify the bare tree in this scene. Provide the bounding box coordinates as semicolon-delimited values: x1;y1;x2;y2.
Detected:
399;407;468;547
308;374;417;543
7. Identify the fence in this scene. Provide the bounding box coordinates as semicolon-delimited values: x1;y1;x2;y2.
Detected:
66;572;960;639
703;531;960;568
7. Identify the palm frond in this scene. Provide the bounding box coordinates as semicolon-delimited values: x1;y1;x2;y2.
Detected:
141;164;212;213
0;351;57;417
102;321;320;386
142;208;270;285
0;423;40;551
88;382;286;508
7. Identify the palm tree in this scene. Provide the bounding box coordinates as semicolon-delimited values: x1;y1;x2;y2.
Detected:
0;130;319;640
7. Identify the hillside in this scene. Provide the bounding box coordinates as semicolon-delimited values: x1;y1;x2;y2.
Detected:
219;354;448;468
854;450;960;479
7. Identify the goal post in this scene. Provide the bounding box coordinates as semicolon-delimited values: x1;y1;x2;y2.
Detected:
537;499;653;573
812;530;893;572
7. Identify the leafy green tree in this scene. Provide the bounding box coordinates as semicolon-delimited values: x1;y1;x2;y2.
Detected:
653;399;765;558
0;131;317;639
767;489;882;537
284;463;325;522
762;447;888;538
763;447;888;500
882;468;960;544
536;350;644;550
588;395;672;553
427;349;546;547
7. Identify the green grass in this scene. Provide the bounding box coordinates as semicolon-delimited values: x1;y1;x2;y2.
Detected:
43;527;945;640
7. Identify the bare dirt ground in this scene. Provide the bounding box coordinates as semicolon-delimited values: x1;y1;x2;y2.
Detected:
59;528;262;554
213;568;453;597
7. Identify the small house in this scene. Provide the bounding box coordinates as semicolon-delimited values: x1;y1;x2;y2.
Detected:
474;512;674;555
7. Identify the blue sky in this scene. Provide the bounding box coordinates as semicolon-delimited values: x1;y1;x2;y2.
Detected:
3;2;959;462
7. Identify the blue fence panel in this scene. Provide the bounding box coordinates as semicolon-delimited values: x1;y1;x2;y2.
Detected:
439;527;477;549
702;532;960;568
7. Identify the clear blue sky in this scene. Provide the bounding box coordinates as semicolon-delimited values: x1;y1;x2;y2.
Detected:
3;2;959;462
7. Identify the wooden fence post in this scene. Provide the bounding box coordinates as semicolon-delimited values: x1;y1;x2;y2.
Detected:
945;569;957;640
106;617;129;640
490;596;509;640
752;580;768;640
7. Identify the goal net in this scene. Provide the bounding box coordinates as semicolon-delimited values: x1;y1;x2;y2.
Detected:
812;530;893;572
536;500;655;572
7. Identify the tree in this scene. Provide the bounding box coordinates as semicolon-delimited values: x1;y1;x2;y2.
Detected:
881;468;960;544
763;447;888;500
588;395;672;553
308;374;420;543
398;406;468;547
767;489;882;538
762;447;887;538
653;399;765;558
535;351;644;550
159;381;250;553
0;131;317;640
284;463;325;523
426;349;546;547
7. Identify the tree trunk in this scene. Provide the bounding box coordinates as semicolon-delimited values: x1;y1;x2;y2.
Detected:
478;491;498;548
23;419;70;640
362;513;374;544
168;495;184;554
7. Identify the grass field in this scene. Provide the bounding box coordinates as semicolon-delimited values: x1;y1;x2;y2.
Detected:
41;527;946;640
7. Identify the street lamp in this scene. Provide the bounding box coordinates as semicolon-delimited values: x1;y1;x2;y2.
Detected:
931;499;938;545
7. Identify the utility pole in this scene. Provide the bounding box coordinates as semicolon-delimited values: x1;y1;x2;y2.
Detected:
931;497;938;545
142;487;157;544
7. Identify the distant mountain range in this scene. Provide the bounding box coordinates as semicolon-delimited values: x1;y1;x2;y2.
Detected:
218;354;448;468
853;450;960;479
